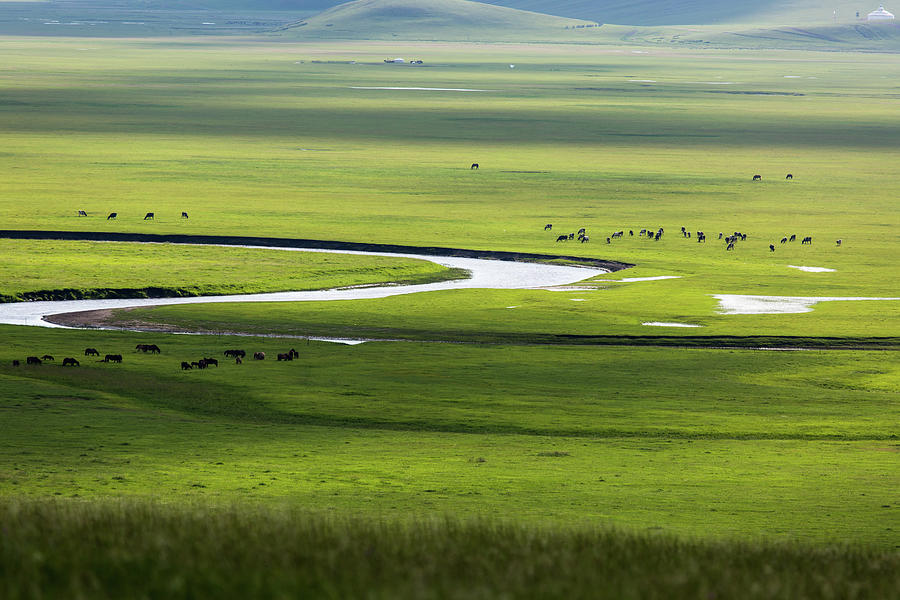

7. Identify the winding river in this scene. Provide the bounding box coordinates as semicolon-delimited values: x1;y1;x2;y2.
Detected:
0;244;610;329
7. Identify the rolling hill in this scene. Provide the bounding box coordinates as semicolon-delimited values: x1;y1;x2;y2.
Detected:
277;0;598;40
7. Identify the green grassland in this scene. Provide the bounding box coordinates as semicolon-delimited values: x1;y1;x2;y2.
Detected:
1;35;899;595
1;326;898;546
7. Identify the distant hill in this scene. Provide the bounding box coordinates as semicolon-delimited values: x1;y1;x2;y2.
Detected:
277;0;598;40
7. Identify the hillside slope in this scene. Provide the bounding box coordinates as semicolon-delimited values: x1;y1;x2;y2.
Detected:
278;0;598;40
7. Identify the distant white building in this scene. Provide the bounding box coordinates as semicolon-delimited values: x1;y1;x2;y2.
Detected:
867;5;895;21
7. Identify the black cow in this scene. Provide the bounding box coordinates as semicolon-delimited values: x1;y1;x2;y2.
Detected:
144;212;154;220
107;212;117;220
556;235;568;242
62;357;79;367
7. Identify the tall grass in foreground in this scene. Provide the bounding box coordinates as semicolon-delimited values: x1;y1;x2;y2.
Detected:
1;500;896;600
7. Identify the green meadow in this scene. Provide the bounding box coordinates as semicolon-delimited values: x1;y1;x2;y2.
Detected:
1;32;899;596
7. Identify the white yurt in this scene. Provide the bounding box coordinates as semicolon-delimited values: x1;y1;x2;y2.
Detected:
867;5;895;21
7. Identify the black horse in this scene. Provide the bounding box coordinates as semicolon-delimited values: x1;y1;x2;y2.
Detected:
107;212;117;220
753;174;761;181
470;163;479;170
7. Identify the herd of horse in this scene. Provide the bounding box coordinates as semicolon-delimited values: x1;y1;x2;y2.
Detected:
13;343;304;371
76;211;189;220
545;223;830;252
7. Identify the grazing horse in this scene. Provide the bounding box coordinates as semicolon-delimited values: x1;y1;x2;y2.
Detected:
780;237;788;244
836;239;842;246
224;349;246;358
62;357;79;367
544;224;552;231
181;361;193;370
556;234;568;242
577;228;586;235
801;236;812;245
289;348;299;359
103;354;123;363
84;348;100;356
193;360;206;369
786;174;793;180
253;352;265;360
107;212;117;220
203;357;218;367
135;344;161;353
752;174;761;181
470;163;479;170
41;355;54;361
769;244;775;252
77;210;88;217
144;212;154;220
789;234;796;242
277;353;292;361
26;356;41;365
182;212;189;219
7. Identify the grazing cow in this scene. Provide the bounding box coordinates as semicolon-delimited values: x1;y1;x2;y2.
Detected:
41;355;54;361
780;237;788;244
144;212;154;220
544;224;552;231
801;236;812;245
103;354;123;363
84;348;100;356
726;242;735;251
12;360;19;367
181;361;193;370
26;356;41;365
224;349;246;358
62;357;79;367
235;356;242;365
77;210;88;217
556;235;568;242
786;173;793;180
470;163;479;170
203;357;218;367
182;212;189;219
753;174;761;181
194;360;207;369
580;236;589;243
277;353;292;361
769;244;775;252
253;352;265;360
289;348;299;359
789;234;796;242
107;212;117;220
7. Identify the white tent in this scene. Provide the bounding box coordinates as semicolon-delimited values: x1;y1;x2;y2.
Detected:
867;5;895;21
